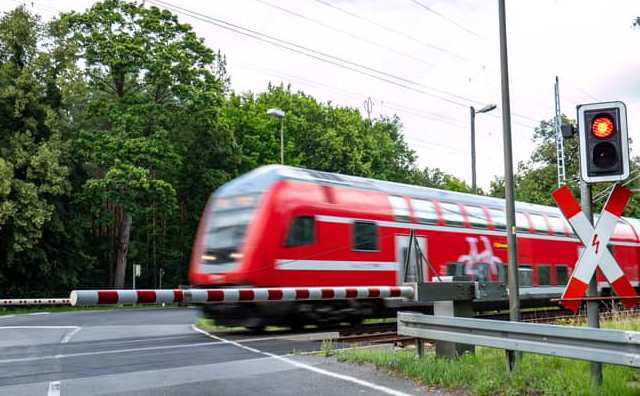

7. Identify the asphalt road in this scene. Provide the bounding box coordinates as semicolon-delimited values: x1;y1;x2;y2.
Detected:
0;307;431;396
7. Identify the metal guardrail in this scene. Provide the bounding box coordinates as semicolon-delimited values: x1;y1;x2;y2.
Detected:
398;311;640;367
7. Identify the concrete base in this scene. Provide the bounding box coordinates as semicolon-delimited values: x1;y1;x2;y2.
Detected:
433;300;475;358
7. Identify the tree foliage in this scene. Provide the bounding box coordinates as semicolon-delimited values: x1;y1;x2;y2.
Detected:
0;1;481;296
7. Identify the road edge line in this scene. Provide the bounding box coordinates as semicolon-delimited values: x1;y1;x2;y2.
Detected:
191;325;412;396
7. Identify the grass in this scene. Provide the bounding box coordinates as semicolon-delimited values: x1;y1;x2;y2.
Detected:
0;303;177;316
194;318;288;333
335;316;640;396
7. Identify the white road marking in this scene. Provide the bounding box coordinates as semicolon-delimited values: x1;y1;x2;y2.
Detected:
0;326;79;329
47;380;60;396
192;325;412;396
61;327;82;344
28;312;50;316
0;315;15;319
0;340;226;364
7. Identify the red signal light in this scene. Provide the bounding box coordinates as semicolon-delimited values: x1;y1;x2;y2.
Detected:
591;116;614;138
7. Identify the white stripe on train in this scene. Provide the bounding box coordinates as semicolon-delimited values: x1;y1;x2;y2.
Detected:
315;215;640;247
276;260;397;271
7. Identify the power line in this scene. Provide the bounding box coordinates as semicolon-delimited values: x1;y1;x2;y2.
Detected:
251;0;436;68
408;0;486;40
312;0;477;64
149;0;539;129
148;0;487;109
243;64;467;128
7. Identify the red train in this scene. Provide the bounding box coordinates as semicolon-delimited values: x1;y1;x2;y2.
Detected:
189;165;640;329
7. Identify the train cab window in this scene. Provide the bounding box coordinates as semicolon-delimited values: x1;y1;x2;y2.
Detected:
547;215;567;236
388;196;410;222
515;212;530;233
488;208;507;231
465;205;488;229
518;265;532;287
412;199;438;225
439;202;464;227
285;216;315;247
529;214;548;234
353;221;378;251
537;265;551;286
556;265;569;286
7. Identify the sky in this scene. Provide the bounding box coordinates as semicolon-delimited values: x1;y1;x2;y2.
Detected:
3;0;640;190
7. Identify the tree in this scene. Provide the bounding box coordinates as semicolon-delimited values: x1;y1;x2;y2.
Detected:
415;167;473;193
489;116;640;218
0;7;83;296
223;84;422;182
58;0;230;287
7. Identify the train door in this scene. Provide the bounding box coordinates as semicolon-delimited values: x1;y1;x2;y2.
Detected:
395;235;427;285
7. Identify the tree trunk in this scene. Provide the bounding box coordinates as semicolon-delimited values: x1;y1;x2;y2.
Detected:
114;212;132;289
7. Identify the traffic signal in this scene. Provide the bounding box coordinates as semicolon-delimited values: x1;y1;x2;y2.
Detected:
578;101;629;183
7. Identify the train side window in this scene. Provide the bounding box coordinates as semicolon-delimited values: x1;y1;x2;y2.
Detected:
285;216;315;247
529;214;548;234
488;208;507;231
498;264;508;282
515;212;530;233
465;205;488;228
353;221;378;251
556;265;569;285
439;202;464;227
412;199;438;225
388;196;410;222
518;265;532;287
537;265;551;286
547;215;566;236
447;262;465;277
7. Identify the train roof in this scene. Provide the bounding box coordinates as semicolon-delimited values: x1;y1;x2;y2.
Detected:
217;165;557;214
215;165;640;238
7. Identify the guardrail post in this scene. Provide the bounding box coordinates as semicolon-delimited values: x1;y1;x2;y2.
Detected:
415;278;476;358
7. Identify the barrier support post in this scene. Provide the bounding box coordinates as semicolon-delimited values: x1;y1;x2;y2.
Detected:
416;279;476;358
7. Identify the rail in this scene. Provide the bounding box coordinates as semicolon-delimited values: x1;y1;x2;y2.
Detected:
398;311;640;367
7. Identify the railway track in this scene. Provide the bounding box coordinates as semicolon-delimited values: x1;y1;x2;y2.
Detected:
337;323;414;345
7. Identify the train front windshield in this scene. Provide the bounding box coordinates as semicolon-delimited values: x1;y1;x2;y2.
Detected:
200;194;261;273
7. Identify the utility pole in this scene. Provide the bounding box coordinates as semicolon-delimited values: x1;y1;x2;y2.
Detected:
266;108;285;164
554;76;566;187
363;97;373;119
470;104;497;194
498;0;520;372
470;106;477;193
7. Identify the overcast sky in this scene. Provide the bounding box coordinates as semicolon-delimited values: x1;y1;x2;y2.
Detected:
4;0;640;189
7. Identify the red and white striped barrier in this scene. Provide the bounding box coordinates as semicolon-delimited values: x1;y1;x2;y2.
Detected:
552;184;639;312
0;298;70;306
70;289;185;306
69;286;414;306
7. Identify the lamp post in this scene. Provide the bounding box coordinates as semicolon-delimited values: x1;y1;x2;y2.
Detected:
470;104;497;193
267;108;285;164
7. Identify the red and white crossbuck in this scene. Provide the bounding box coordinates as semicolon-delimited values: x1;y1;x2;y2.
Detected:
552;184;639;312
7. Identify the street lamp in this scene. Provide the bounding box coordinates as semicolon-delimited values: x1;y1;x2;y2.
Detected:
267;108;285;164
470;104;497;193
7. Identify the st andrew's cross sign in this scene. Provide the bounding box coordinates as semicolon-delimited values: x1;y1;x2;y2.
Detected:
552;184;639;312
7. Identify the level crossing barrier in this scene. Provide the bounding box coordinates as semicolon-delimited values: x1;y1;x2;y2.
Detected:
0;298;70;306
69;286;415;306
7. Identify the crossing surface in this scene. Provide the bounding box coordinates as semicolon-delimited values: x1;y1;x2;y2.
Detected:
0;308;432;396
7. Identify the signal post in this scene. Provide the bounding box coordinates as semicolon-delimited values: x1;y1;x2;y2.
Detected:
566;101;631;385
